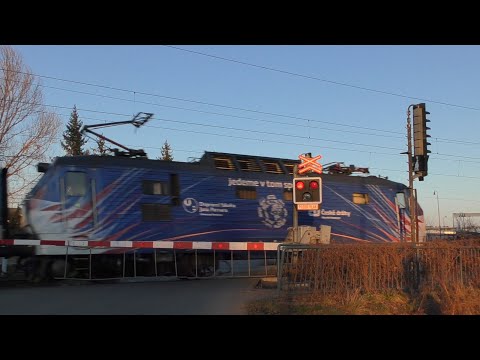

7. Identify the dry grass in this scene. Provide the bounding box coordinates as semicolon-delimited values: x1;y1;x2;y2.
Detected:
246;297;288;315
247;287;480;315
247;290;419;315
418;284;480;315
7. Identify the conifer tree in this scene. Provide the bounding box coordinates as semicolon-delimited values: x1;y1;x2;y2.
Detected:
159;141;173;161
92;136;109;156
61;106;87;155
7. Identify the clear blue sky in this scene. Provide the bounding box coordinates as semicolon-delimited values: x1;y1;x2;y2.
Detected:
12;45;480;227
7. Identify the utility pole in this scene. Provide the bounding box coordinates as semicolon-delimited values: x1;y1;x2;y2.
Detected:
405;103;432;243
292;164;299;243
406;106;417;243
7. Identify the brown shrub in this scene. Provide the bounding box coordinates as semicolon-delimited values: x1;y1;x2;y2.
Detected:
281;242;480;297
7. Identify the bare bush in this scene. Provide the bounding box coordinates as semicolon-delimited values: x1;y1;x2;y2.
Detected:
281;241;480;296
275;241;480;314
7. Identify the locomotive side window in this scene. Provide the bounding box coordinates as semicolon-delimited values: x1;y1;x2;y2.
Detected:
141;204;171;221
283;189;293;201
143;180;169;195
214;157;234;170
236;186;257;200
66;172;87;196
263;161;283;174
283;163;295;175
237;158;261;172
353;193;369;205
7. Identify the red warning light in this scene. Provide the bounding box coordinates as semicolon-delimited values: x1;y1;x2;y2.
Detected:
309;180;319;190
295;181;305;190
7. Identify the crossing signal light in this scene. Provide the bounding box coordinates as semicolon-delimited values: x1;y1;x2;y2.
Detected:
293;177;322;205
412;103;431;178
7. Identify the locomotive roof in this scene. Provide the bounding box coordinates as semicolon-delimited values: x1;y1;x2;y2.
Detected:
49;151;406;189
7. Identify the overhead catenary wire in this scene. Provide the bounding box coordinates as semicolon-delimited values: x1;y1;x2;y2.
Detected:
21;81;407;140
2;70;479;146
4;97;480;164
3;66;480;165
0;68;405;135
0;96;406;152
163;45;480;112
25;108;480;165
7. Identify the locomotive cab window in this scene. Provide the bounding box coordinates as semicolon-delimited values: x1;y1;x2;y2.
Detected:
236;186;257;200
66;172;87;196
395;192;406;209
143;180;169;195
353;193;369;205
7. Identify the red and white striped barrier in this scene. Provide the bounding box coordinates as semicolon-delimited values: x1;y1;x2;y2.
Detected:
0;239;280;251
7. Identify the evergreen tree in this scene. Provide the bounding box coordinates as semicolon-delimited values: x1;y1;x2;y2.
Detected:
61;106;87;155
159;141;173;161
92;136;109;156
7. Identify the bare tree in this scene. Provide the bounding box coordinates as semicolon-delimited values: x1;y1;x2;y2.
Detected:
0;46;62;205
456;216;480;234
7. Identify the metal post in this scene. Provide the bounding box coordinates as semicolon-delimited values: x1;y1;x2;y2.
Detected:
89;248;92;280
293;205;298;243
0;257;6;275
122;252;126;278
64;243;69;279
264;250;268;276
213;250;216;277
154;249;157;277
174;249;178;277
414;189;421;242
407;107;417;243
293;165;299;243
133;250;136;278
435;191;442;238
230;250;234;277
368;256;372;289
459;249;464;286
195;249;198;278
248;250;251;277
277;246;282;293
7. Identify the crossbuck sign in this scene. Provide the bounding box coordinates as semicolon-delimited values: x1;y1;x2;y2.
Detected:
298;154;323;174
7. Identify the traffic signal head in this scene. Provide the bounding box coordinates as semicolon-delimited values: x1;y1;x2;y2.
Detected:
293;177;322;204
412;103;431;177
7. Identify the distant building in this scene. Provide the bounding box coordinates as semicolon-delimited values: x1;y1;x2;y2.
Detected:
426;226;457;240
